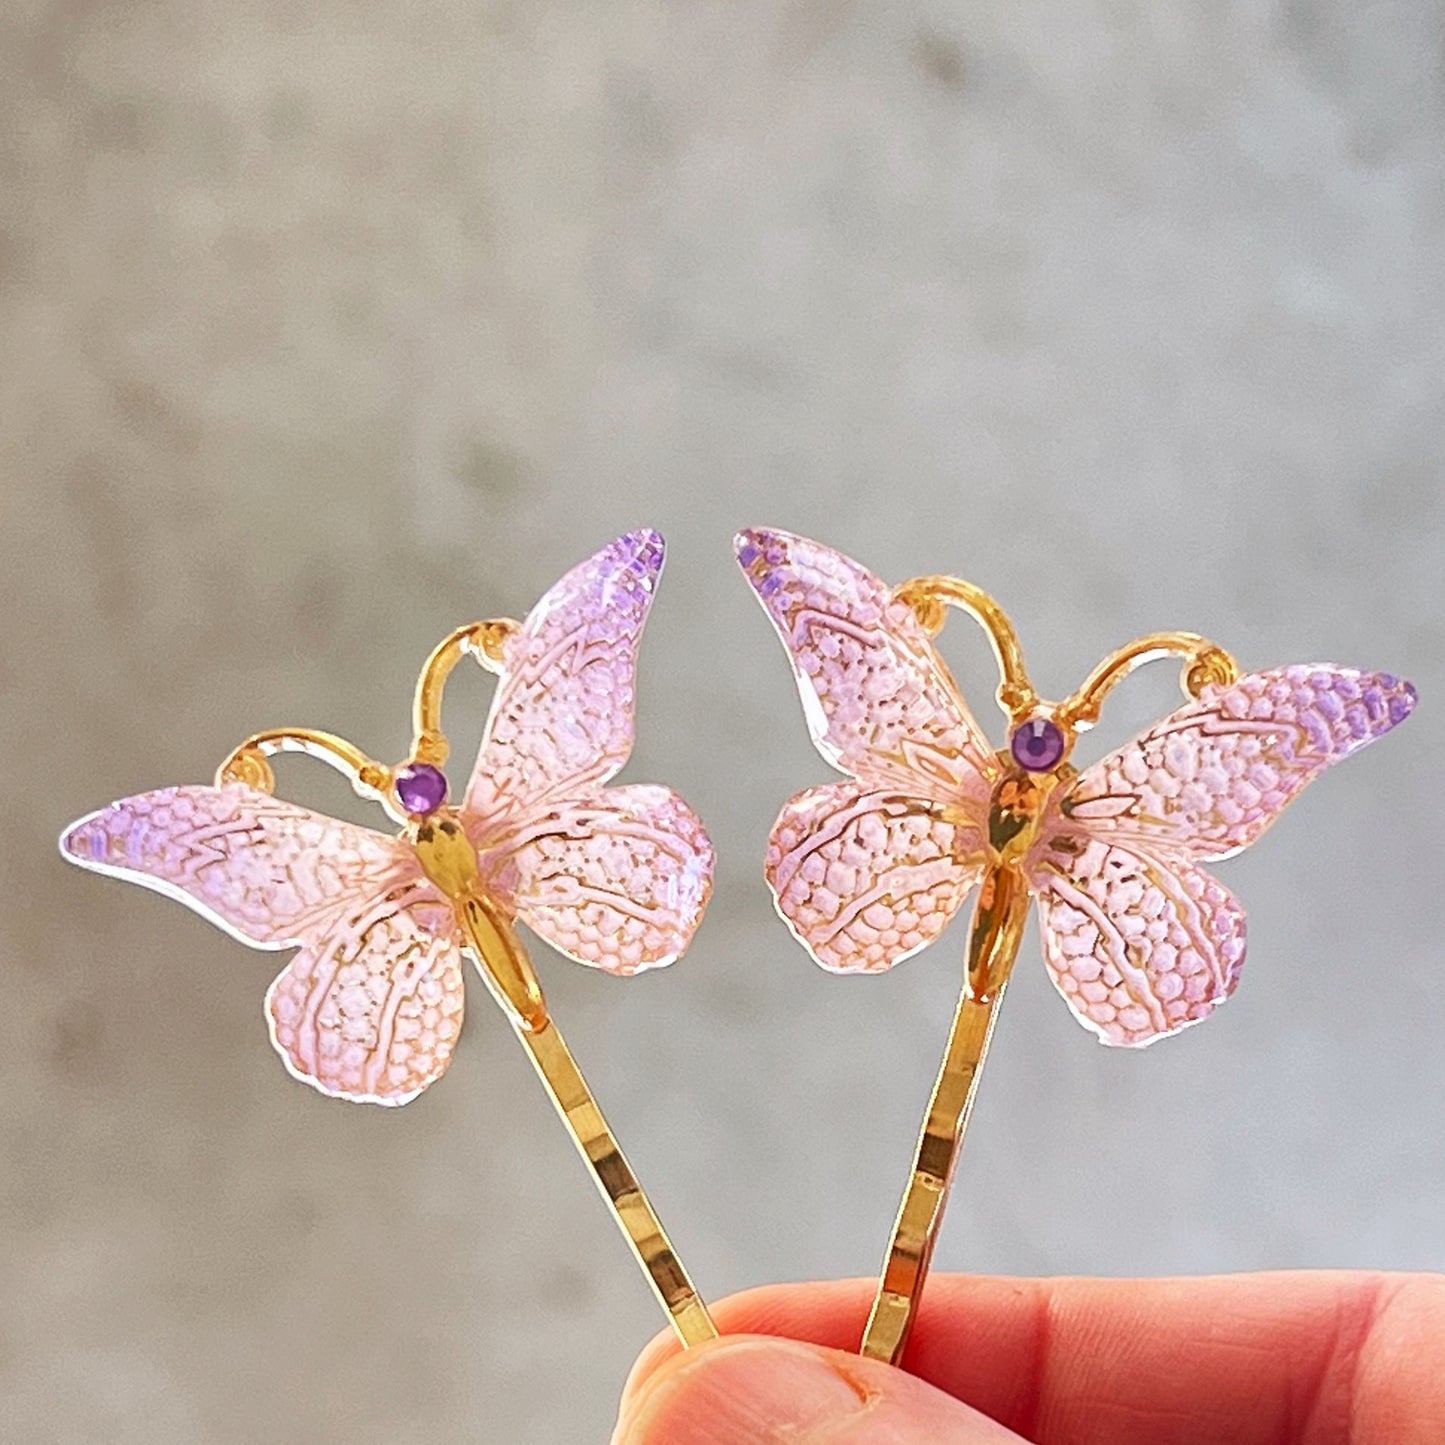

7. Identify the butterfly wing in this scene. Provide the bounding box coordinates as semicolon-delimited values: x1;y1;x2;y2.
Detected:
478;783;712;975
459;531;712;972
60;784;415;947
63;785;460;1103
1027;663;1414;1046
737;529;995;971
1059;666;1417;860
464;529;665;824
1029;834;1246;1046
266;884;465;1104
735;527;997;803
766;781;985;973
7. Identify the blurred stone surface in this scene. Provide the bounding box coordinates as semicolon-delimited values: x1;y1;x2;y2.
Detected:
2;1;1442;1440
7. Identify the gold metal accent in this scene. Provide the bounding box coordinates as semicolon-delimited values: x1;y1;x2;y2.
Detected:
518;1013;719;1348
896;575;1038;721
217;620;524;810
863;575;1241;1364
862;976;1010;1364
896;579;1239;738
214;615;716;1349
862;752;1052;1364
459;895;549;1033
1059;631;1240;732
966;846;1032;1002
410;812;715;1345
412;813;549;1032
215;729;396;811
410;618;520;765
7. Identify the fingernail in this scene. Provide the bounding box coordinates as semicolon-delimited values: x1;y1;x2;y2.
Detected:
611;1336;1022;1444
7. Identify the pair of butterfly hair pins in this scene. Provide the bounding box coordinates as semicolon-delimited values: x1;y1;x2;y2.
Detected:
62;527;1418;1366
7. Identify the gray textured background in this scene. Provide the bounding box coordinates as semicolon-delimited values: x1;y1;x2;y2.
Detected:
4;2;1443;1441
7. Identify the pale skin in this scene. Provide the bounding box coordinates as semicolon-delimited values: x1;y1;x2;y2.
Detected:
611;1272;1445;1444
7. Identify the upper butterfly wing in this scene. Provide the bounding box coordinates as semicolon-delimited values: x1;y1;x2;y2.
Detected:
465;529;665;823
267;883;465;1105
735;528;997;807
61;784;415;948
1059;665;1417;861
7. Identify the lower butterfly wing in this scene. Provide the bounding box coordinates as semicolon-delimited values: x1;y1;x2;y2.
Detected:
60;784;414;948
266;886;465;1105
1029;833;1246;1046
767;781;985;973
477;783;713;975
1061;666;1417;860
65;785;459;1103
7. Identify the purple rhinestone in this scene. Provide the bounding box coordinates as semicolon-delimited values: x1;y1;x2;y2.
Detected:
1009;716;1067;772
395;762;448;816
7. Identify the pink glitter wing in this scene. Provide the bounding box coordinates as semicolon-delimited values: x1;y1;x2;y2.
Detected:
458;532;712;972
479;783;712;975
60;784;414;947
266;885;465;1105
1056;666;1418;860
1025;664;1414;1046
62;785;459;1103
737;529;994;973
734;528;996;803
1029;835;1246;1046
766;781;985;973
464;529;665;824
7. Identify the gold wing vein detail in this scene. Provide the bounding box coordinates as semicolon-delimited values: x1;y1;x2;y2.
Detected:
60;784;414;948
477;783;713;974
735;528;997;804
465;530;665;824
767;782;984;973
266;886;465;1104
1030;835;1246;1046
1060;666;1417;860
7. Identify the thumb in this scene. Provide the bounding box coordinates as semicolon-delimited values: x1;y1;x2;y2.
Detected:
611;1336;1029;1444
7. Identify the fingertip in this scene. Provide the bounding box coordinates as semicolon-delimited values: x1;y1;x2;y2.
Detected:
612;1336;1027;1445
615;1326;683;1420
617;1280;858;1418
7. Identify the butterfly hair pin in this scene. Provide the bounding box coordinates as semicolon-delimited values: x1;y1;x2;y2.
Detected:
736;526;1417;1365
62;529;718;1347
